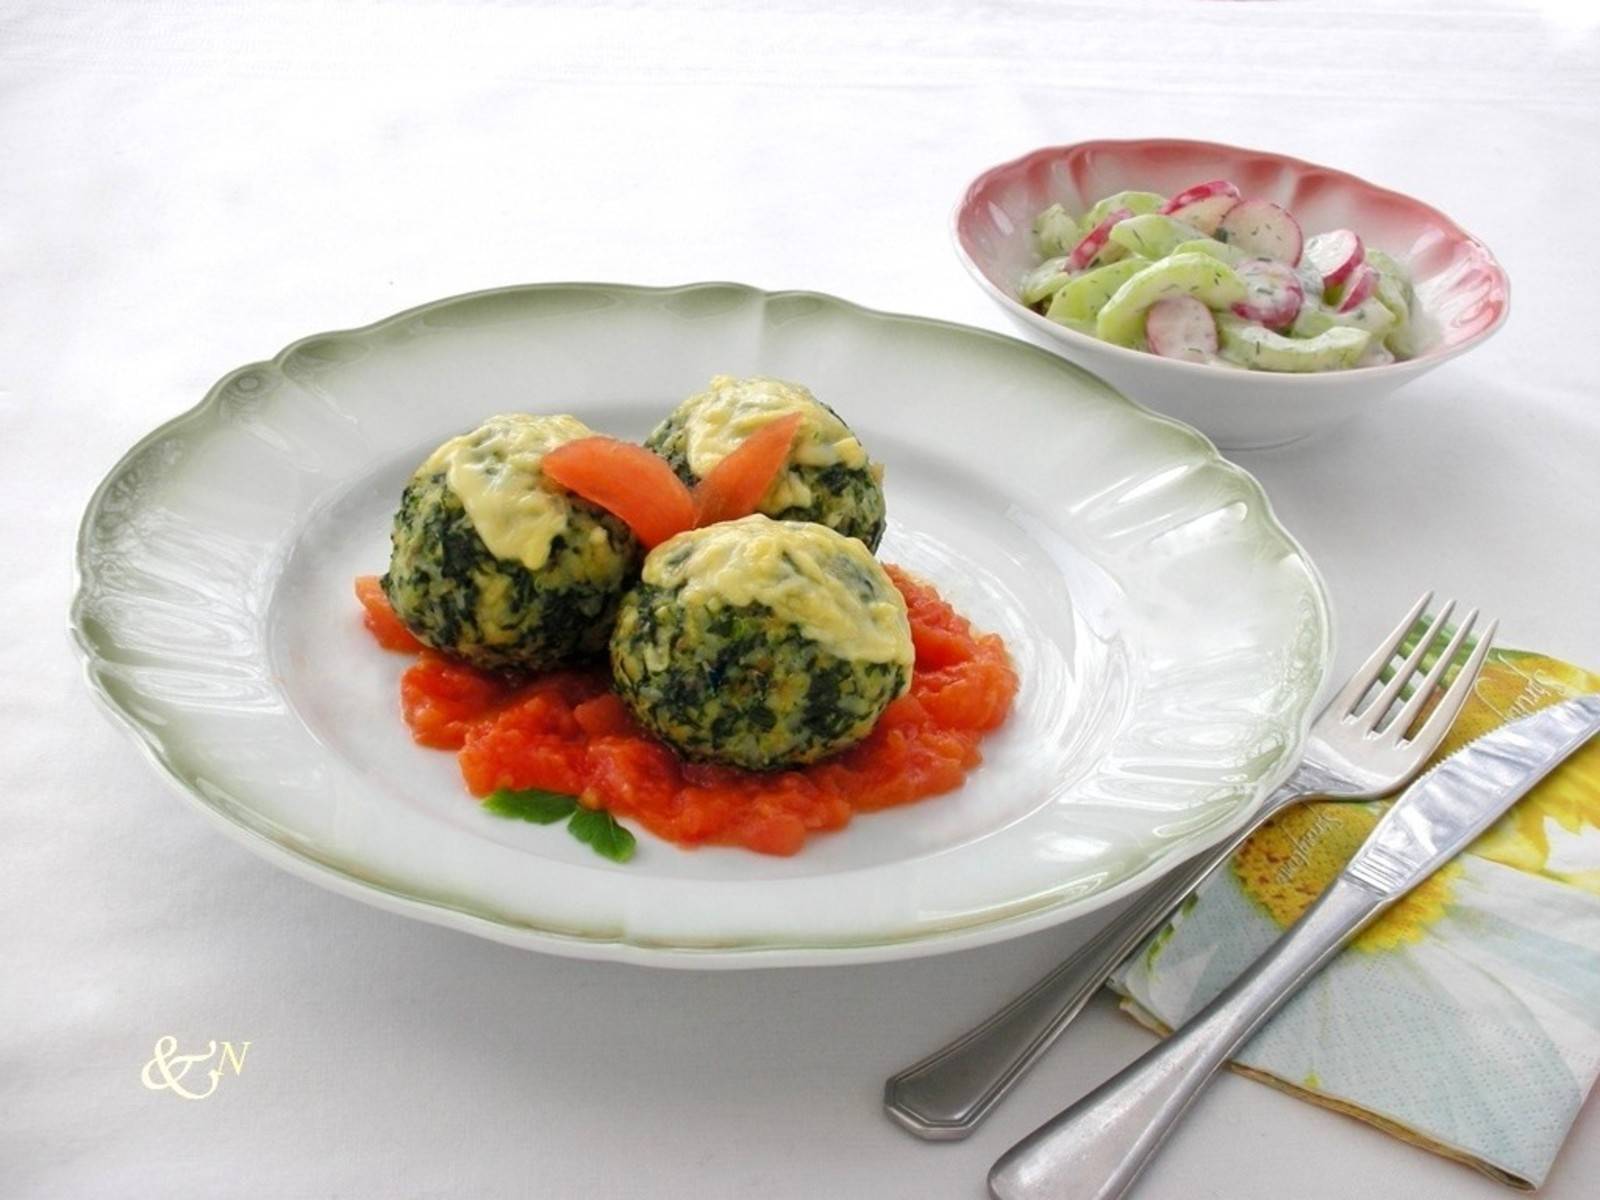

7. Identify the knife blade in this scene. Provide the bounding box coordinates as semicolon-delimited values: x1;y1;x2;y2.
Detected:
1346;691;1600;897
989;693;1600;1200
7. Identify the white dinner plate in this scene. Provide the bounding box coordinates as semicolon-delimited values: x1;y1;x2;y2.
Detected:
72;283;1331;968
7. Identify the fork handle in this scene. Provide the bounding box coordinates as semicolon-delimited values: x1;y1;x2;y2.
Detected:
987;874;1386;1200
883;777;1308;1140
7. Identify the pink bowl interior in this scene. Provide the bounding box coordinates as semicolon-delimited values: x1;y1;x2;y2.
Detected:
956;139;1507;356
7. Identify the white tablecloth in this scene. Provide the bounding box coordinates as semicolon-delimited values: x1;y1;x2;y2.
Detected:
7;2;1599;1196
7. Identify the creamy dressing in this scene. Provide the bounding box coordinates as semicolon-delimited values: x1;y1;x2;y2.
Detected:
644;515;913;669
1027;188;1426;371
679;376;872;511
418;413;593;571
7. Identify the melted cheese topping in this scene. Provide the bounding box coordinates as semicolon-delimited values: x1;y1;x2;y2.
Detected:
418;413;593;571
645;515;913;668
678;376;871;510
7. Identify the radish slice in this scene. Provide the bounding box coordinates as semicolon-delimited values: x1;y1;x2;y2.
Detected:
1216;199;1304;265
1159;180;1241;234
1067;207;1133;271
1336;262;1379;312
1231;260;1304;330
1145;296;1218;362
1304;229;1364;287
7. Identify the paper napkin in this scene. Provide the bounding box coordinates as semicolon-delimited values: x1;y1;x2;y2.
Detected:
1111;645;1600;1190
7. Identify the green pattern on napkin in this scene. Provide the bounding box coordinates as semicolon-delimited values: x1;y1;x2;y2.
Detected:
1112;647;1600;1190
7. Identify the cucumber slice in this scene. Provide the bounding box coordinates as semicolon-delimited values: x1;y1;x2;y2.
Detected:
1019;256;1074;306
1033;204;1082;259
1290;297;1395;340
1384;313;1424;359
1217;314;1371;372
1083;190;1165;227
1094;254;1248;347
1365;248;1413;307
1043;312;1094;336
1357;341;1396;368
1364;247;1405;272
1295;259;1325;305
1044;258;1148;325
1371;272;1411;324
1289;304;1333;338
1340;297;1395;336
1171;237;1247;266
1362;247;1421;357
1107;214;1207;261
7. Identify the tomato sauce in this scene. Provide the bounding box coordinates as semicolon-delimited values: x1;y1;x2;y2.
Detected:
355;565;1017;856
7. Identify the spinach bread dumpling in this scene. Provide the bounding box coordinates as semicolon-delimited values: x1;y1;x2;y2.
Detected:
645;375;887;550
383;413;640;671
609;515;913;770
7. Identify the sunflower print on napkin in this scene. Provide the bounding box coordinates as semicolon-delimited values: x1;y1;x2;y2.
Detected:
1112;647;1600;1191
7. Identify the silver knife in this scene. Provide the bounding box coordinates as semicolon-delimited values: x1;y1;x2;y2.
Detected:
989;693;1600;1200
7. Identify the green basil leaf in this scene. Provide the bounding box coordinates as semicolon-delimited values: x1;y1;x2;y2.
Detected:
567;807;637;863
484;788;578;825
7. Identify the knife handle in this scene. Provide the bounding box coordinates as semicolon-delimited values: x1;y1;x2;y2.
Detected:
988;874;1386;1200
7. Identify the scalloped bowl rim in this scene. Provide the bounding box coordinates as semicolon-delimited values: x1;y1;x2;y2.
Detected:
952;137;1511;387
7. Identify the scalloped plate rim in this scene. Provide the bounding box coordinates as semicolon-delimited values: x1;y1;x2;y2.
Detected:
69;280;1334;969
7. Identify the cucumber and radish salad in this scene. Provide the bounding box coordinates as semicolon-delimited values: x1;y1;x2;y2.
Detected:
1020;181;1424;372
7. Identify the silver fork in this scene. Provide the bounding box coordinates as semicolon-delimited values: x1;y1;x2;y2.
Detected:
884;594;1494;1140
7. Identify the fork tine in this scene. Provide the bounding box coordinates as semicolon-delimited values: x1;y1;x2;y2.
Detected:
1382;609;1481;742
1405;618;1498;750
1355;599;1457;733
1328;592;1433;719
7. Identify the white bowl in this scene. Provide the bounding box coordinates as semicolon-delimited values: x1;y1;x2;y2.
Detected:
954;139;1510;450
